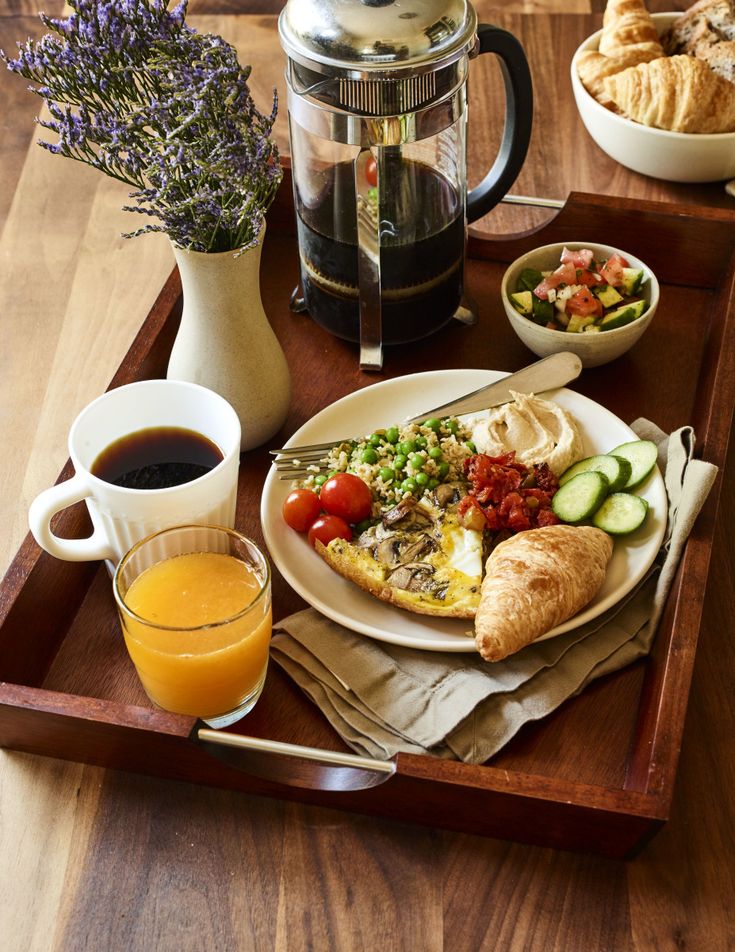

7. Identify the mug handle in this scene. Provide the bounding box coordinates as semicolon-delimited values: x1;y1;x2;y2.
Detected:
28;474;116;562
466;24;534;223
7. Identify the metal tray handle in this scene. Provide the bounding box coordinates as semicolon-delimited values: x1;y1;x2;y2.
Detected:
194;726;396;792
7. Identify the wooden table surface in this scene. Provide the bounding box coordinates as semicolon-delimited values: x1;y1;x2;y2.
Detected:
2;0;734;949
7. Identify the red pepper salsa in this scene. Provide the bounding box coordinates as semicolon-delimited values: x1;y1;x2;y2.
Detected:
458;452;560;534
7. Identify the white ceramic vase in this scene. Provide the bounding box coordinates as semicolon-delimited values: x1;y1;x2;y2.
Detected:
168;229;291;452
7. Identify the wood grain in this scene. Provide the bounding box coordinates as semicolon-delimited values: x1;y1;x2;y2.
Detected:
1;2;734;951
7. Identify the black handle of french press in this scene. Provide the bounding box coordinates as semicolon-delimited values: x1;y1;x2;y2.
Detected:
466;24;533;223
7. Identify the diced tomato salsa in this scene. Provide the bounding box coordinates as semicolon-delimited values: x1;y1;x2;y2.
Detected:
458;452;560;534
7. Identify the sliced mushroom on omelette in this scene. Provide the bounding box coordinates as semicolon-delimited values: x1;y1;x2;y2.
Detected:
314;489;483;618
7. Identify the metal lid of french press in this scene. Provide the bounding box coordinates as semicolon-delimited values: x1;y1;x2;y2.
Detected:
279;0;478;115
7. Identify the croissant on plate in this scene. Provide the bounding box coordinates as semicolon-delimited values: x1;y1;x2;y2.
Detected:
474;525;613;663
602;53;735;132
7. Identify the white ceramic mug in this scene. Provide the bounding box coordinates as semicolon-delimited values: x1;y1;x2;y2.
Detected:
29;379;241;564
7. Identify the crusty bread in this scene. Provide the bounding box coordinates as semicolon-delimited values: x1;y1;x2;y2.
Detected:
603;53;735;132
474;525;613;663
696;36;735;80
662;0;735;54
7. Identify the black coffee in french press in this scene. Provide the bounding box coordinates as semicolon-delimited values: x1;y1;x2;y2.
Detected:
278;0;533;369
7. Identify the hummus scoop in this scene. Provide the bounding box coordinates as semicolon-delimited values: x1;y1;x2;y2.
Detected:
470;391;584;476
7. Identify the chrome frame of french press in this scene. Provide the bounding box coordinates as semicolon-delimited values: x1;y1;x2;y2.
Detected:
285;60;472;371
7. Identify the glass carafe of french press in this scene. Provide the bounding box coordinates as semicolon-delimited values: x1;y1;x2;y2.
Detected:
278;0;533;369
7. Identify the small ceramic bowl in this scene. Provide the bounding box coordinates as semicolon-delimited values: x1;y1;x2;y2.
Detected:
570;12;735;183
501;242;659;369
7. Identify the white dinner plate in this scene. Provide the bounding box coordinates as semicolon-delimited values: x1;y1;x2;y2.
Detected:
261;369;668;653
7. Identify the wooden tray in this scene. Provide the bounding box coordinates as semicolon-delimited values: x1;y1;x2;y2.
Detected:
2;170;734;858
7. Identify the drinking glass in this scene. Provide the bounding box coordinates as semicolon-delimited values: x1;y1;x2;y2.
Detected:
114;525;271;727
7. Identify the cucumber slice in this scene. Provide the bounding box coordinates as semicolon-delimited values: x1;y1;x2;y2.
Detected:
593;493;649;535
593;284;624;308
621;267;645;295
599;299;647;330
552;471;609;524
566;314;596;334
510;290;533;315
608;440;658;490
559;454;632;492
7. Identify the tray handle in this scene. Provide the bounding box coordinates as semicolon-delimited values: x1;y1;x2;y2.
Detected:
193;726;396;792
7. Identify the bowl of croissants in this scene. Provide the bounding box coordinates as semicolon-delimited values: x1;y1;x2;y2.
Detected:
571;0;735;182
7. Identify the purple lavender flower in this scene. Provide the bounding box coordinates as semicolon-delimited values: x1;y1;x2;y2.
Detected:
1;0;281;253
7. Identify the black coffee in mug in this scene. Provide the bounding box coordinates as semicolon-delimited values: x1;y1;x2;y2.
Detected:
91;426;224;490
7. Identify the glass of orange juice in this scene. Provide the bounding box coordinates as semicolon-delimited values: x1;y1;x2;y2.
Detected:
113;524;272;727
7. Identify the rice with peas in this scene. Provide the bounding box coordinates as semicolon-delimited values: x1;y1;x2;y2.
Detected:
300;417;475;512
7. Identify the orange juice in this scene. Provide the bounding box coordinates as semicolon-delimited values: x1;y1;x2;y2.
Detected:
120;551;271;718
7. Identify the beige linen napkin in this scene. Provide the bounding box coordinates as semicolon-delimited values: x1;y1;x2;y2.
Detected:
271;421;717;764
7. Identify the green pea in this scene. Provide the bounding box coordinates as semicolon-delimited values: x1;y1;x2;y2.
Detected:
465;440;477;454
393;453;407;471
399;440;416;456
361;448;378;464
438;461;450;478
415;472;429;487
379;466;395;483
445;419;459;435
367;186;378;203
428;478;439;490
423;418;441;432
385;426;400;444
401;477;417;493
428;446;443;460
369;433;383;447
314;474;327;487
415;435;427;449
409;453;425;470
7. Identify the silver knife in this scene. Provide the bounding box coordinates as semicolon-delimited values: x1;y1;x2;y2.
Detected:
403;351;583;423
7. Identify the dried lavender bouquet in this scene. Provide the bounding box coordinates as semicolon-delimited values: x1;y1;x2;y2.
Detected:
2;0;282;254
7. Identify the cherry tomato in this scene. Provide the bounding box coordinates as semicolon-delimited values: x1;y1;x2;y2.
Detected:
307;514;353;548
282;488;321;533
319;473;372;524
365;155;378;187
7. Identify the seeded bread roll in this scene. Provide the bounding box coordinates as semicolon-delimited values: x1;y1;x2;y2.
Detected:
474;525;613;663
695;37;735;80
661;0;735;54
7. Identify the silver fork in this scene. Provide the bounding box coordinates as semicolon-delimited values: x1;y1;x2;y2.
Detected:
270;352;583;480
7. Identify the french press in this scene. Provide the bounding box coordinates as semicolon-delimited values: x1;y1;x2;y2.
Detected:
278;0;533;370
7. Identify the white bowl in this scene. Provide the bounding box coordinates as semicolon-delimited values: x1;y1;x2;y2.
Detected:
501;242;659;368
571;12;735;182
